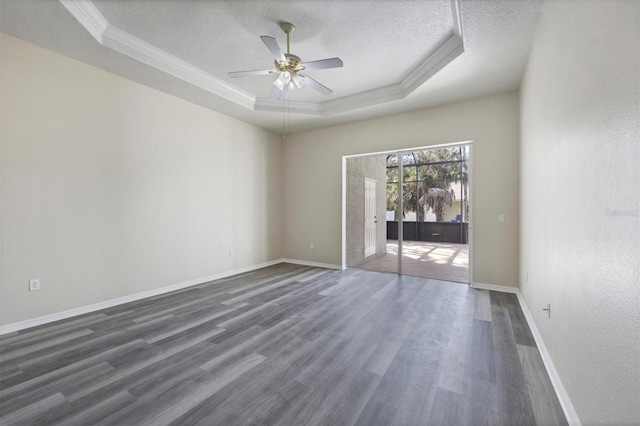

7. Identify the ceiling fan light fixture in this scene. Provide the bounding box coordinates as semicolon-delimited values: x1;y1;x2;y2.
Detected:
273;77;285;90
273;72;289;90
273;77;284;90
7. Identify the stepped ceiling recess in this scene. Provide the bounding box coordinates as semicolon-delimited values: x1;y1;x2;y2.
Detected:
0;0;543;134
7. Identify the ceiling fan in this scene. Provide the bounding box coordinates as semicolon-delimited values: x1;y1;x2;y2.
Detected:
228;22;343;100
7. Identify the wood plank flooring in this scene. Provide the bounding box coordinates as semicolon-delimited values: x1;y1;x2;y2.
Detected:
0;263;567;425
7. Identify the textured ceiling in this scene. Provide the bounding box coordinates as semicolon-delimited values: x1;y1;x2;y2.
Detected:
93;0;454;103
0;0;544;134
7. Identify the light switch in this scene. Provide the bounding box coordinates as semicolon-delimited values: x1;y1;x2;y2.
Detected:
498;214;505;223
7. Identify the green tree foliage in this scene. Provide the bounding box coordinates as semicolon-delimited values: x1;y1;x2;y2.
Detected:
386;147;469;223
423;187;456;223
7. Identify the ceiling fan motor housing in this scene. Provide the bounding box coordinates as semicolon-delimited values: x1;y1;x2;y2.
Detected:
275;54;305;73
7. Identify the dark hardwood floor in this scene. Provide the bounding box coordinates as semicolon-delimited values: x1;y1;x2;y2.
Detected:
0;263;567;425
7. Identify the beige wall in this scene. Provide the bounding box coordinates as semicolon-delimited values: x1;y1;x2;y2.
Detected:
0;34;283;325
283;91;520;287
520;1;639;424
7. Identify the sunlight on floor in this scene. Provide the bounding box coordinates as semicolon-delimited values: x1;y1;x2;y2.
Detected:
359;240;469;283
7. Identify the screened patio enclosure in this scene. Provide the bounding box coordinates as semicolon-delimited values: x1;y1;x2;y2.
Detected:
355;145;470;283
345;144;470;282
386;146;470;245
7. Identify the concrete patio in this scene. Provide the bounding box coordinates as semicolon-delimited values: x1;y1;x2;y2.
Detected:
359;240;469;283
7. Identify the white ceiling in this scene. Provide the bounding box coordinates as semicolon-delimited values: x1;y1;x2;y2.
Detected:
0;0;544;134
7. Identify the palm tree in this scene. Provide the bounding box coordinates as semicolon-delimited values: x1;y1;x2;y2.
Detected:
386;183;418;220
421;187;455;223
386;147;469;223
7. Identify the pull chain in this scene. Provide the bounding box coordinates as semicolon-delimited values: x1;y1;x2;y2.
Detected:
282;90;286;140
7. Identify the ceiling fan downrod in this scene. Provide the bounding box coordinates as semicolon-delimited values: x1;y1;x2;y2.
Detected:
281;22;295;55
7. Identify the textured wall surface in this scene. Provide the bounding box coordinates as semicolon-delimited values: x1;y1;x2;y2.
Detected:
346;156;387;267
520;1;640;423
283;91;520;287
1;35;283;325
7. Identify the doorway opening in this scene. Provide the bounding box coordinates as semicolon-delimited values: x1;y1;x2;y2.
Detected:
343;143;472;283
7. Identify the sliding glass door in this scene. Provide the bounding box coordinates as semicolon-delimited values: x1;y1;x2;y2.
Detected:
387;145;470;282
347;143;470;283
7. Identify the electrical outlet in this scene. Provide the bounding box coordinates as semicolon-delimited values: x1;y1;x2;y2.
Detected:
498;214;505;223
29;279;41;291
309;242;314;249
229;248;235;256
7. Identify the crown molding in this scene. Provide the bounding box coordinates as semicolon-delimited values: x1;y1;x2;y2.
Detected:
101;25;255;109
59;0;255;109
401;32;464;95
59;0;107;43
59;0;465;116
318;31;464;115
450;0;464;39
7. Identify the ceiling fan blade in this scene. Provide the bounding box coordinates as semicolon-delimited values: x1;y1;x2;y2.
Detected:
302;75;333;96
301;57;343;71
227;69;273;78
260;35;286;62
269;86;283;100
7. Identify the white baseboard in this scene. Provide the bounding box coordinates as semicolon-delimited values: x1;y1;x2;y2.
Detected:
471;281;581;425
0;258;341;335
470;281;519;293
515;291;581;425
281;258;342;270
0;258;283;336
2;262;578;425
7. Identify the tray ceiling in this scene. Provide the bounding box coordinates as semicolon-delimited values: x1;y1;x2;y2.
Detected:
0;0;544;134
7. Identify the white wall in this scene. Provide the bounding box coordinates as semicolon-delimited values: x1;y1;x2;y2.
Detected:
520;1;639;424
283;92;520;287
0;34;283;326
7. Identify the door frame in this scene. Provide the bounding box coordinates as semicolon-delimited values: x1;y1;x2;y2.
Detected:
341;141;473;284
